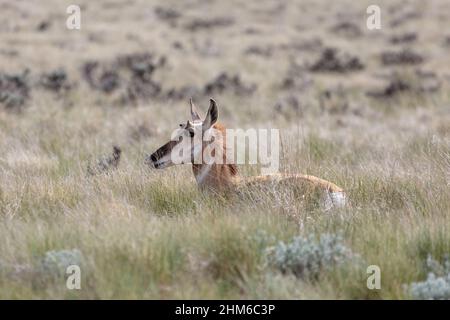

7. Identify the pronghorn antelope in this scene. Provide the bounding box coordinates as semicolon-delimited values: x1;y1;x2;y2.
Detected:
145;99;347;208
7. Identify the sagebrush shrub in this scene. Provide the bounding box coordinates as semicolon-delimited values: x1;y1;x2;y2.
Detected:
266;234;354;279
408;255;450;300
39;249;84;277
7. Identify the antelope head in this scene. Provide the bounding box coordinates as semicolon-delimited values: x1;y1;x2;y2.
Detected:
145;98;219;169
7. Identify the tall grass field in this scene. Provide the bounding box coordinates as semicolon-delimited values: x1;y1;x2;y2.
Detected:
0;0;449;299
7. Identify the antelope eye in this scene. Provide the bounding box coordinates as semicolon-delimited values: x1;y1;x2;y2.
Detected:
179;124;183;127
188;129;195;138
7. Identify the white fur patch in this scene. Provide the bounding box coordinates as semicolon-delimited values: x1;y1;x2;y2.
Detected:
195;165;212;185
324;191;347;210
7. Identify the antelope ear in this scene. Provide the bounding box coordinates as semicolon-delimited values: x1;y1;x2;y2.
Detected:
190;98;201;121
203;99;218;130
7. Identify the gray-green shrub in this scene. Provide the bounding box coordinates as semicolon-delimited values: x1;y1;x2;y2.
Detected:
408;256;450;300
266;234;354;279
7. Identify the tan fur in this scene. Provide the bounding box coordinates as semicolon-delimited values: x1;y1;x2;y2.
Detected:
192;123;238;190
192;123;344;194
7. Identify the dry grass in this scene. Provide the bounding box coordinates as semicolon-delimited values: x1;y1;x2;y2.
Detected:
0;0;449;299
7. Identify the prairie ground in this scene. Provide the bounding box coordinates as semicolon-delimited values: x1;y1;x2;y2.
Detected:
0;0;449;299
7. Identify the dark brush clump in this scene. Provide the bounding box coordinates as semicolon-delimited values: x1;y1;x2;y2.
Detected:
244;39;323;58
36;20;51;32
186;17;234;31
330;21;362;38
39;69;72;93
204;72;257;96
80;52;256;103
389;32;417;44
165;73;257;101
278;38;323;53
87;146;122;176
244;45;274;57
154;6;180;21
82;62;120;93
0;70;30;110
373;78;411;98
381;49;424;65
116;53;166;81
309;48;364;73
367;70;441;99
81;52;166;103
120;53;166;103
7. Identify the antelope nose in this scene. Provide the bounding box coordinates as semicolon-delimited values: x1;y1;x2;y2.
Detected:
145;154;157;167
